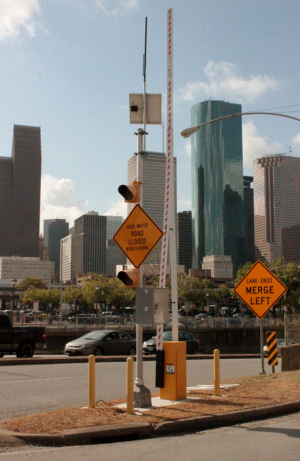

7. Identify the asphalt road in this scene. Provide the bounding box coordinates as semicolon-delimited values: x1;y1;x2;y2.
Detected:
0;411;299;460
0;358;278;420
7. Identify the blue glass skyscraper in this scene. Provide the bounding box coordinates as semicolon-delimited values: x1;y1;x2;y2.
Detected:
191;100;245;274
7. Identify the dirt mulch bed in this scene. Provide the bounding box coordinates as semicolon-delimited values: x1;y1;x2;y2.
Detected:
2;370;300;435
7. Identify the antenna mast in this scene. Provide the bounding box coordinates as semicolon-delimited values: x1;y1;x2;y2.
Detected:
143;17;147;151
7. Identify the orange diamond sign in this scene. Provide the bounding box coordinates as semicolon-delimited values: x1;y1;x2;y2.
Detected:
113;204;163;268
234;261;287;319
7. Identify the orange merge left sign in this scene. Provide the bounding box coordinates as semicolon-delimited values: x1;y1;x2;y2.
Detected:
234;261;287;319
113;204;163;268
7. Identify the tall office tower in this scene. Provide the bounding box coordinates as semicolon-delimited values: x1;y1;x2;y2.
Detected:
191;100;245;274
282;224;300;263
0;125;41;257
60;234;74;283
178;211;192;273
44;219;69;281
39;234;48;261
106;216;123;239
253;154;300;263
127;152;177;263
73;212;106;279
243;176;255;263
105;216;125;276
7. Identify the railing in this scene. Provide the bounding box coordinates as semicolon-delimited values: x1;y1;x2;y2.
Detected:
11;312;286;330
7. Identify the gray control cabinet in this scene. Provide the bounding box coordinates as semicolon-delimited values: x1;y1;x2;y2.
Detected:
136;288;169;325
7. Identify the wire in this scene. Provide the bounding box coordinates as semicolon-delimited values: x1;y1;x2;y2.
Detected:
275;110;300;114
255;103;300;112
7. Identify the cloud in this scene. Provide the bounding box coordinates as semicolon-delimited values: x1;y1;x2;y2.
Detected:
104;199;127;218
177;61;278;104
182;139;191;159
121;0;139;9
0;0;40;41
243;120;283;174
41;175;88;230
177;199;192;212
291;133;300;154
178;139;191;174
93;0;139;15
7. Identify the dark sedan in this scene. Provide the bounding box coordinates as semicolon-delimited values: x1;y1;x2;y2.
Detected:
143;331;199;355
64;330;136;356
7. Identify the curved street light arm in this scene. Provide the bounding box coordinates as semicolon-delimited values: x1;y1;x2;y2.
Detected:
180;112;300;138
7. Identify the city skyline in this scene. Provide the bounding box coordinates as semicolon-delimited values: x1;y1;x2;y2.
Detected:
0;2;299;231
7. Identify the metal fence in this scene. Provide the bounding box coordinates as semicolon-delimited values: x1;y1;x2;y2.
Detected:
285;315;300;345
11;312;288;330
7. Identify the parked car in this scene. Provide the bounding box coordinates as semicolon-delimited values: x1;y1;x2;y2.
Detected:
68;314;95;324
64;330;136;356
195;313;209;323
143;331;199;355
99;311;123;325
0;314;46;358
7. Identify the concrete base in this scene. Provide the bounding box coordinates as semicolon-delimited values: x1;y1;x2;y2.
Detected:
134;385;152;408
117;395;200;411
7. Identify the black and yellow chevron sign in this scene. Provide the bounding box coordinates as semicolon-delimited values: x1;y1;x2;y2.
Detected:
266;331;278;366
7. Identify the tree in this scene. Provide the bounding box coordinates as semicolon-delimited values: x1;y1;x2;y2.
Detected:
17;277;47;291
106;278;135;310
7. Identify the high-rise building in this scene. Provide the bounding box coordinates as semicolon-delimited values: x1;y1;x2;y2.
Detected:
253;154;300;263
191;100;245;274
202;255;233;280
0;256;52;284
44;219;69;281
60;234;74;283
127;151;177;263
0;125;41;257
106;216;123;240
106;239;126;276
282;224;300;264
178;211;192;273
243;176;255;263
73;212;106;278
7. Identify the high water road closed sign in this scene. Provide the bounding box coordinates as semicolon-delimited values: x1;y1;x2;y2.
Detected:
233;260;287;318
113;204;163;268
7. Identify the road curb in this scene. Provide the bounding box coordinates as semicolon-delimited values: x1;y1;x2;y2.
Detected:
1;400;300;447
0;354;260;366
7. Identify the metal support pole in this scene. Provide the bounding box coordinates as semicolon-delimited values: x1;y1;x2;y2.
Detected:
260;319;266;374
60;240;63;329
214;349;221;397
88;355;96;408
134;128;151;408
284;293;288;346
126;357;134;415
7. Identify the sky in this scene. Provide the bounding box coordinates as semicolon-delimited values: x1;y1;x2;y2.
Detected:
1;0;300;233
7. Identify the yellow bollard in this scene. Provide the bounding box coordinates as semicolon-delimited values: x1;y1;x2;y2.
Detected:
88;355;96;408
214;349;221;397
126;357;134;415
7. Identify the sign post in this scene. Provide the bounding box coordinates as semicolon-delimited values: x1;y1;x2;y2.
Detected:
234;261;287;374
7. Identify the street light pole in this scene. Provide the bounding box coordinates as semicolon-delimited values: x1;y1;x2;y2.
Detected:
11;278;17;325
95;285;99;316
180;112;300;138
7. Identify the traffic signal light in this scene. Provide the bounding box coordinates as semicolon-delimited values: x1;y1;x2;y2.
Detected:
118;269;139;288
118;181;141;203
